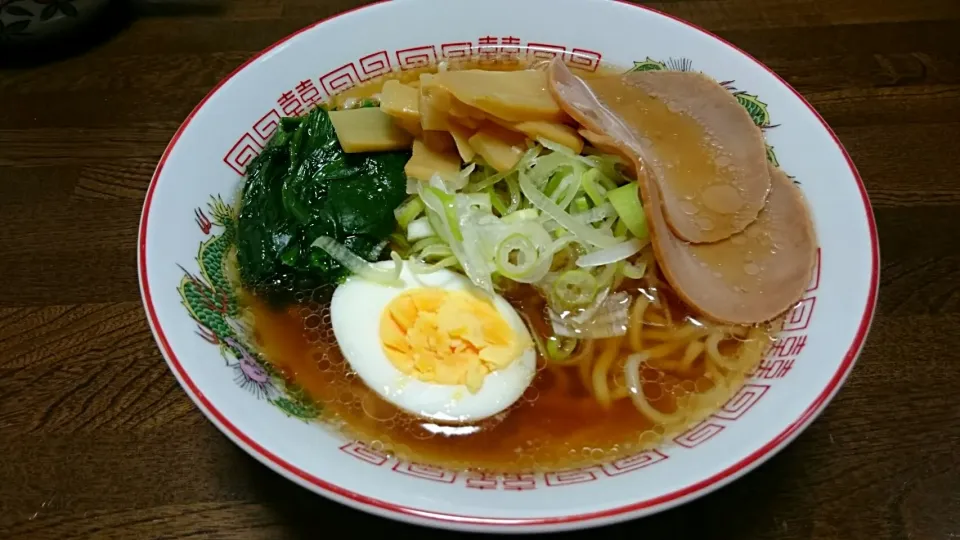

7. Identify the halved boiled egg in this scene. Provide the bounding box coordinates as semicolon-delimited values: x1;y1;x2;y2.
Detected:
330;261;537;423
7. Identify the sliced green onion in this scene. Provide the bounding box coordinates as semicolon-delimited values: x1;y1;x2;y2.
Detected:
519;170;619;248
574;202;616;225
445;163;475;191
389;232;410;256
596;261;620;290
487;186;508;215
552;171;582;210
427;186;462;242
598;172;619;191
408;255;459;274
410;236;442;253
581;168;609;205
572;196;590;214
537;137;576;156
495;233;539;279
460;192;493;213
419;243;454;260
468;147;539;192
501;208;539;224
552;269;599;308
546;336;578;361
544;171;566;197
623;260;647;279
576;237;645;268
312;236;402;286
503;174;522;213
613;218;628;237
406;216;434;241
471;170;509;192
607;183;649;240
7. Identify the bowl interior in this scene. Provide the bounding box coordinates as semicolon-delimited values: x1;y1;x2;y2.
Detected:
139;0;877;532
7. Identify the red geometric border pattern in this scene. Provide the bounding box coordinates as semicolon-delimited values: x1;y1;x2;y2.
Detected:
319;62;362;97
783;296;816;332
222;133;262;176
252;110;282;144
359;50;391;79
392;461;457;483
396;45;437;70
711;384;770;421
673;421;726;449
338;441;671;490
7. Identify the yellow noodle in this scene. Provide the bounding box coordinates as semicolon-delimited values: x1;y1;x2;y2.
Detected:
644;312;670;326
628;297;650;352
645;338;691;359
680;339;705;371
624;352;689;426
642;325;709;343
704;355;726;382
704;331;738;370
591;336;623;409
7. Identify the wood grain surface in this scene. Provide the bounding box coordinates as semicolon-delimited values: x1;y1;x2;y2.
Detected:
1;0;959;538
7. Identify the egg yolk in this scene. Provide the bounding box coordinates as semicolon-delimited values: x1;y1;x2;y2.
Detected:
379;288;523;393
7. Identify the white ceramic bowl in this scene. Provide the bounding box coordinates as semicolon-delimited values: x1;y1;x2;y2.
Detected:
138;0;879;533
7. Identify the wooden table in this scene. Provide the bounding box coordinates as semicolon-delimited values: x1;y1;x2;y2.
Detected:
1;0;959;538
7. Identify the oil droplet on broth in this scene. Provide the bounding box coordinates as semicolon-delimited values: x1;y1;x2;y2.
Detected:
744;263;761;276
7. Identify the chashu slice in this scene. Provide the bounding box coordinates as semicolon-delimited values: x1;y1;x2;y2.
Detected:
549;60;816;324
563;68;771;244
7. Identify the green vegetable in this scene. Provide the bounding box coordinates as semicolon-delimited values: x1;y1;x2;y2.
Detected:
518;168;619;248
546;336;578;361
581;168;608;205
311;236;403;286
607;183;649;240
623;261;647;279
501;208;539;224
236;106;410;302
552;269;599;308
495;233;539;279
394;197;424;229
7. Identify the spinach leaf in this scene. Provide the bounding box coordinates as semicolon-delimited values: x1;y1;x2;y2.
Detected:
235;107;409;303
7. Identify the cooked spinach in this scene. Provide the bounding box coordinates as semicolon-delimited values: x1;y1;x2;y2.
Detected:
235;106;409;303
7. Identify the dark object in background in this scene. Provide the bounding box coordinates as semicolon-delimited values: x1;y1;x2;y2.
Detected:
0;0;127;67
0;0;231;68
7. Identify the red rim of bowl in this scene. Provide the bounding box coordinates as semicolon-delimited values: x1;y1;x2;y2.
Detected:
137;0;879;530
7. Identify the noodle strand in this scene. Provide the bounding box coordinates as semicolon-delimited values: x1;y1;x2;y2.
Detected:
591;336;623;408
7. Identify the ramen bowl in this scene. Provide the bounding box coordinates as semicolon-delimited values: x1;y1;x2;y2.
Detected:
138;0;878;532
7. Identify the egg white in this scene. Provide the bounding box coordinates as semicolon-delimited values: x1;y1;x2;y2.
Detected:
330;261;537;423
